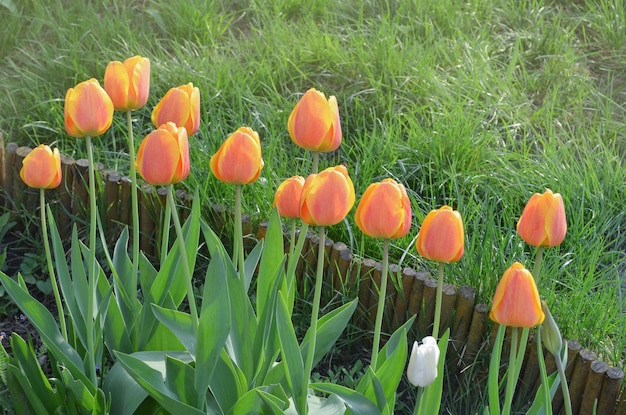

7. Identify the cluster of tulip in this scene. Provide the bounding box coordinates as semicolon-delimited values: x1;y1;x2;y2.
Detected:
15;53;569;414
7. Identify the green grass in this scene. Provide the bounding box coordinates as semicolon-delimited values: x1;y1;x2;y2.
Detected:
1;0;625;412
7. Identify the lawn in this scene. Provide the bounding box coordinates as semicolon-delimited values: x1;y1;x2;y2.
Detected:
0;0;625;413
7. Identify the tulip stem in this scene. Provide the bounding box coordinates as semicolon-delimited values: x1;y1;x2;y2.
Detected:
370;239;389;370
536;326;553;415
167;185;199;329
234;185;245;279
85;135;98;386
555;346;573;415
532;246;544;285
126;110;140;294
432;262;445;339
160;193;171;266
502;327;519;415
312;152;319;174
304;226;326;386
40;189;67;340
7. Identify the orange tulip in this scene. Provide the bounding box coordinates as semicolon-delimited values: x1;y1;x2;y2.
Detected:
274;176;305;219
136;122;190;185
287;88;342;152
210;127;264;185
517;189;567;247
490;262;545;328
104;55;150;111
300;165;355;227
355;178;412;239
415;206;464;263
64;78;114;137
20;144;62;189
151;83;200;135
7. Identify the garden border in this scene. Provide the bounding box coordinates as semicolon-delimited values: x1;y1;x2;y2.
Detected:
1;135;624;414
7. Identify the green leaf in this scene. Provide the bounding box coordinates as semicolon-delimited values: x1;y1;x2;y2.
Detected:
487;325;506;415
209;349;248;413
276;292;306;414
311;382;381;414
151;305;195;355
196;249;231;401
0;272;93;392
165;355;198;407
47;211;87;347
8;333;59;413
114;351;204;415
257;209;285;319
244;238;264;292
228;387;288;415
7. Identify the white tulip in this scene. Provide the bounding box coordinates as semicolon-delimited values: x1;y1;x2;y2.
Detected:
407;336;440;388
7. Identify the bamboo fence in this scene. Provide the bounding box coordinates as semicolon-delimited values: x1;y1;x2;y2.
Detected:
1;136;624;414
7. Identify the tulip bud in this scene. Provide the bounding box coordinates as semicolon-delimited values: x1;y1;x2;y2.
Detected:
300;165;355;227
136;122;190;185
273;176;305;219
517;189;567;247
407;336;440;388
415;206;464;263
287;88;342;152
104;55;151;111
355;178;412;239
541;301;563;356
490;262;545;328
20;144;62;189
210;127;264;185
152;83;200;135
65;78;114;137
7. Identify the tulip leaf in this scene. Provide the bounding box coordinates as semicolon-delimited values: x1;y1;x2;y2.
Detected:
276;291;306;414
151;305;195;356
8;333;60;413
488;325;506;415
114;351;204;415
202;220;257;381
46;210;88;348
0;272;93;392
165;355;198;407
311;382;381;414
209;349;248;413
244;238;264;292
257;209;285;319
196;249;231;400
227;387;288;415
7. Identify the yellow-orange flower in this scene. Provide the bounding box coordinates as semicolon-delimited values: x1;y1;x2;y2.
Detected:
517;189;567;247
415;206;464;263
104;55;150;111
274;176;305;219
136;122;190;185
355;178;412;239
287;88;342;152
300;165;355;227
20;144;62;189
64;78;114;137
152;83;200;135
210;127;264;185
490;262;545;328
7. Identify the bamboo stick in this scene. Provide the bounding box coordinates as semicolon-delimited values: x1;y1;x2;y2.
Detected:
407;269;429;319
366;260;383;329
0;134;4;208
417;277;438;336
357;258;377;325
580;360;609;415
57;154;75;240
104;171;121;238
329;241;351;291
568;349;597;414
71;159;90;230
597;366;623;415
382;263;399;334
391;267;417;328
13;147;31;214
139;184;157;257
460;303;489;373
449;285;476;363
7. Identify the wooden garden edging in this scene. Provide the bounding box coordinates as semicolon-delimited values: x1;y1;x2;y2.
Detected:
1;136;624;414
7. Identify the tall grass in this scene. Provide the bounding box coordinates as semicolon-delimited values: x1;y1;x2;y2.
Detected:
1;0;625;395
